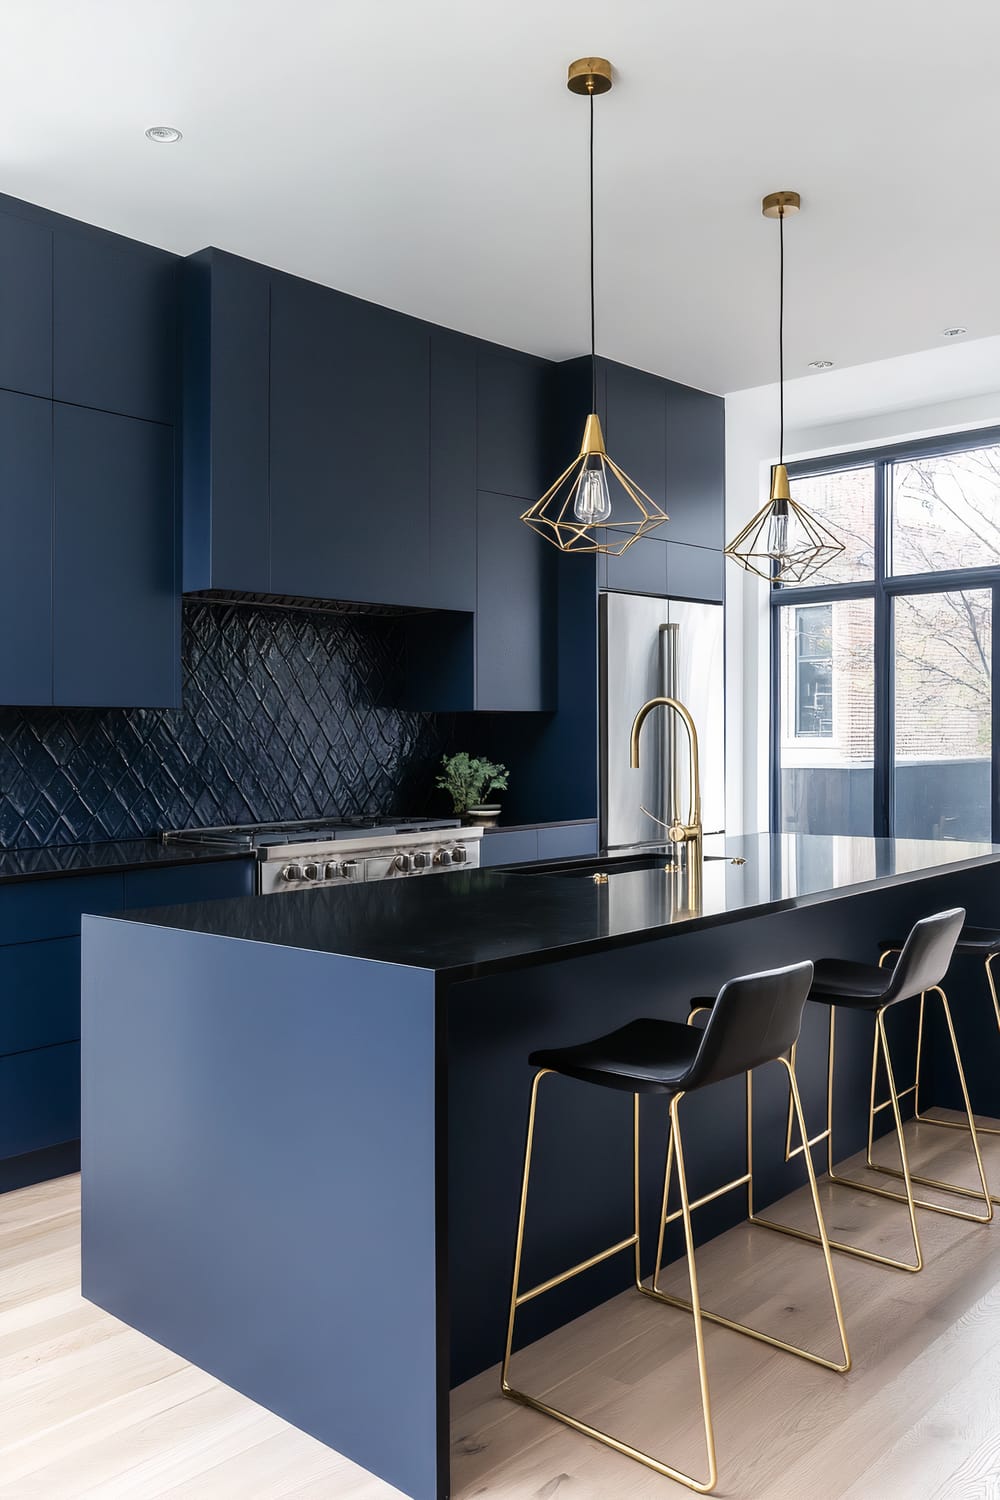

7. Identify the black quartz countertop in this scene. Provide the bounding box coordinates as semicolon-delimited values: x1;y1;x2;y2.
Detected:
0;839;253;884
103;833;1000;981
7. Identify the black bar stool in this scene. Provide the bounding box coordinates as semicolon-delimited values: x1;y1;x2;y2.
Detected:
865;923;1000;1204
762;908;992;1275
501;961;850;1496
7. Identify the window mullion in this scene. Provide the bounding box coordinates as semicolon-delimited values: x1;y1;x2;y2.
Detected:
874;457;892;837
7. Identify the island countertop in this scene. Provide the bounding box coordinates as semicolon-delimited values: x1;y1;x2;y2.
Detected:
107;832;1000;982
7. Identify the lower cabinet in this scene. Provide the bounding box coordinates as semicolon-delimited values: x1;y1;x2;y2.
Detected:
480;822;599;868
0;857;254;1166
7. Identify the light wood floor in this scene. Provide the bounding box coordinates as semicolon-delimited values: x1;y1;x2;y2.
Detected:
3;1116;1000;1498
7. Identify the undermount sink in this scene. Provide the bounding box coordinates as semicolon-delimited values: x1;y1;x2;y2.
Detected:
508;850;733;878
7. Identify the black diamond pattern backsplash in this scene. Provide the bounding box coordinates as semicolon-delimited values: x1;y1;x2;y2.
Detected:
0;603;451;848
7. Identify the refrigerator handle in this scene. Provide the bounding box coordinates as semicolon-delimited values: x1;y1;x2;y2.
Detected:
659;623;680;828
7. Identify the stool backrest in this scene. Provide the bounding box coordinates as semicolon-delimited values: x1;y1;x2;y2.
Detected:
683;960;815;1091
882;907;965;1004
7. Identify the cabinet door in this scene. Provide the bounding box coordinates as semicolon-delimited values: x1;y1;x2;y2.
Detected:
54;229;177;423
0;938;81;1054
604;362;667;521
123;859;255;910
476;493;555;711
0;210;52;397
0;391;53;704
477;347;549;501
664;383;725;549
52;405;179;707
182;250;270;593
429;332;476;610
479;830;539;867
0;1042;80;1159
602;534;669;596
666;542;724;603
269;276;430;605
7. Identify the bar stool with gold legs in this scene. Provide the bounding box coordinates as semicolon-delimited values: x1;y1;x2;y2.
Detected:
501;961;850;1496
862;923;1000;1205
761;908;992;1276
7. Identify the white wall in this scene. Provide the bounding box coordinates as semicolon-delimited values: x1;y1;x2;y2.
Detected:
724;347;1000;835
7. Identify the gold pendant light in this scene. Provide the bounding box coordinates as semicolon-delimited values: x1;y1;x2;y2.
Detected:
521;59;668;556
725;192;844;584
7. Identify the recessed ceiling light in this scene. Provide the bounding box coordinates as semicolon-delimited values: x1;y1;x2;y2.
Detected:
808;359;834;370
941;325;967;338
145;125;182;144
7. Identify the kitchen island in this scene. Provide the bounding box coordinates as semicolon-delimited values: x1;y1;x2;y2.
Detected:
81;834;1000;1500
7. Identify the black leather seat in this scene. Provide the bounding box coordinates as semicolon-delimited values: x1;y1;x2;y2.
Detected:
814;909;965;1012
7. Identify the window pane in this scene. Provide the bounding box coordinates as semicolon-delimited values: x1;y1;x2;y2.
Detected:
893;590;992;840
788;466;875;583
890;446;1000;575
778;599;875;835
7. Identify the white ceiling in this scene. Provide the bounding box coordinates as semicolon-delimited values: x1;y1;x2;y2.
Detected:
3;0;999;396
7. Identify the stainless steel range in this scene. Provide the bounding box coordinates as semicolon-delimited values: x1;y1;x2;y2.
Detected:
162;816;483;894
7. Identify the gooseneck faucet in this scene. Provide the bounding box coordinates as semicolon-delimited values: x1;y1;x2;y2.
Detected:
629;696;704;902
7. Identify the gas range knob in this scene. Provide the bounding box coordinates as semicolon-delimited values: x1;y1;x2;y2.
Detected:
324;861;343;880
394;853;415;873
435;848;453;866
451;845;467;863
281;863;303;882
412;851;430;870
341;859;360;881
301;863;321;881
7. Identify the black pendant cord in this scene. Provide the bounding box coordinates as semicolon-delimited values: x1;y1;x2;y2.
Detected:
589;92;597;413
778;206;785;466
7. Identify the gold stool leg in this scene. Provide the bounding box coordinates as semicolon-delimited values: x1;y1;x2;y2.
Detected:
759;1007;924;1272
647;1062;851;1372
501;1076;718;1494
863;988;994;1219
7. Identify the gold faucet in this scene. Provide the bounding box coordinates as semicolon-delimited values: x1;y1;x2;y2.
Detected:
629;696;704;904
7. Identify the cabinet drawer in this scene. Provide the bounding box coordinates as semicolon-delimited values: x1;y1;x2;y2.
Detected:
124;859;255;911
480;831;539;867
0;938;81;1055
0;874;123;946
0;1042;80;1159
537;823;599;861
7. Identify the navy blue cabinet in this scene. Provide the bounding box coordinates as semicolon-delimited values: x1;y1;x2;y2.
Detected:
666;541;724;603
605;361;667;518
602;534;669;596
476;492;555;711
0;391;53;704
477;347;549;501
54;229;177;424
429;332;477;611
0;209;52;398
183;249;270;593
0;858;253;1168
664;382;725;549
53;405;179;707
269;274;431;606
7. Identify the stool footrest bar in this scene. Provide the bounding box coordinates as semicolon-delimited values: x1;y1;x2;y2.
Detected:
515;1233;638;1307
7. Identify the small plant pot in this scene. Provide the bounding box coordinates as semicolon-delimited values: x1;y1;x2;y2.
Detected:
466;804;501;828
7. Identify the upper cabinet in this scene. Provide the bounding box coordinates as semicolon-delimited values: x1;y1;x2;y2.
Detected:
268;274;431;606
476;346;550;501
604;361;667;517
183;250;270;594
52;405;178;707
0;209;52;398
0;197;180;709
53;230;177;424
664;379;725;550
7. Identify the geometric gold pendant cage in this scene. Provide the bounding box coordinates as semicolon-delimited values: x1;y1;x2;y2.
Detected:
521;413;669;557
724;484;845;585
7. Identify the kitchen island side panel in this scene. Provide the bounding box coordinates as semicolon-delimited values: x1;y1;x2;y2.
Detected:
81;917;444;1500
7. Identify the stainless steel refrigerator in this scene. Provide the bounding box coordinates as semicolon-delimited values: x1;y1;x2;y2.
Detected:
600;591;725;852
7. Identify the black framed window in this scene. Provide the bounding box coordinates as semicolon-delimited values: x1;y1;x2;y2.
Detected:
771;427;1000;842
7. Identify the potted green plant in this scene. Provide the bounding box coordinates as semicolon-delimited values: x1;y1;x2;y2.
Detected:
436;753;509;826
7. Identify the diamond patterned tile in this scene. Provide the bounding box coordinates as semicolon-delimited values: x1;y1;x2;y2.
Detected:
0;603;450;849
